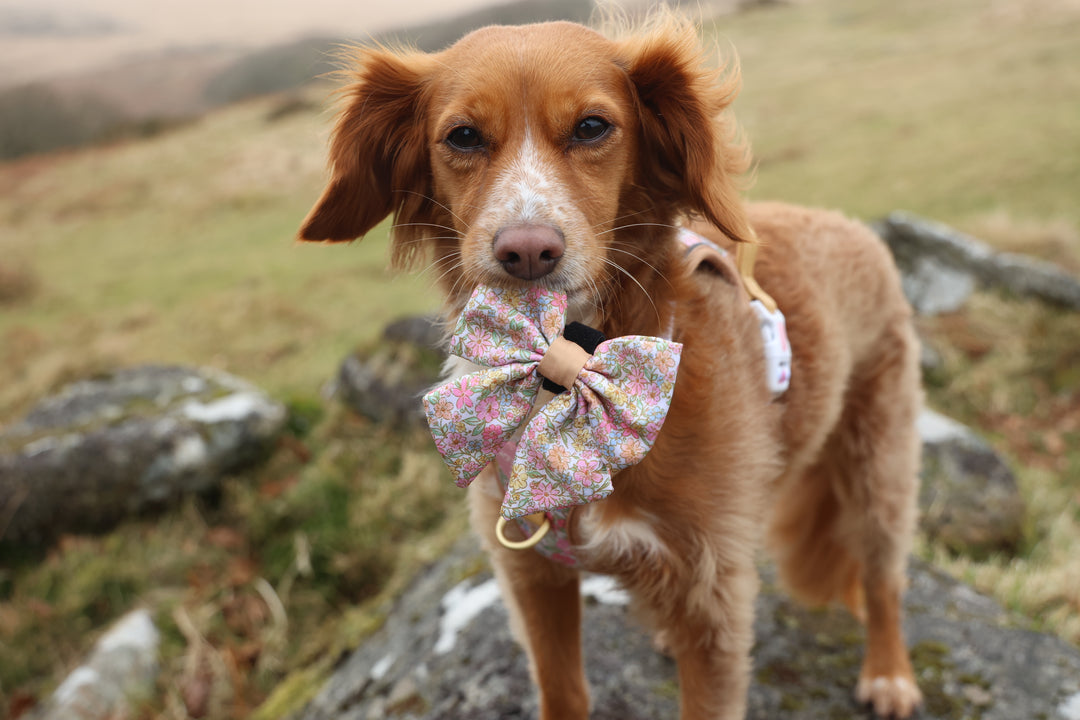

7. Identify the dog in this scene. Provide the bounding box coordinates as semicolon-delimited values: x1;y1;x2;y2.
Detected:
297;14;923;720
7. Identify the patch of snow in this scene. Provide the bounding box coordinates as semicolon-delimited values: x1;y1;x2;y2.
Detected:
917;409;968;443
171;434;208;470
434;578;502;655
371;653;395;681
1059;691;1080;720
582;575;631;606
53;666;99;705
97;608;159;654
22;435;60;456
180;392;267;423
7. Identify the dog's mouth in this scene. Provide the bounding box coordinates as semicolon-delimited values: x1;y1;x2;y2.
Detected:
453;259;598;325
448;221;607;325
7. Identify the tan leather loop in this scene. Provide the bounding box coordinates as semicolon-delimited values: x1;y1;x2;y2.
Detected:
735;241;779;313
537;336;591;389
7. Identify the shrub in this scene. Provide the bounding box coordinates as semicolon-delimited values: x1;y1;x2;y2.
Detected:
0;83;122;160
0;261;38;305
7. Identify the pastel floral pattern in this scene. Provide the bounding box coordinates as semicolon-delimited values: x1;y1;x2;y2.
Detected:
423;284;683;521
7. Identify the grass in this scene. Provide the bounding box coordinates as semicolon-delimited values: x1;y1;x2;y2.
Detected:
0;407;465;716
0;91;440;422
0;0;1078;716
915;290;1080;643
716;0;1080;248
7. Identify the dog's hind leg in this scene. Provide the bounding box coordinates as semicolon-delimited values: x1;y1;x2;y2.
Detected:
770;319;923;718
468;481;590;720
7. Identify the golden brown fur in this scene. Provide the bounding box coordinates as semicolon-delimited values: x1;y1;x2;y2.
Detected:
298;15;923;720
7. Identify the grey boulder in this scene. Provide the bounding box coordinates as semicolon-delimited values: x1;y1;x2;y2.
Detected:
296;537;1080;720
0;365;286;544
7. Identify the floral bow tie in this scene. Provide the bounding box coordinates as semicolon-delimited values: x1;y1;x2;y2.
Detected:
422;285;682;521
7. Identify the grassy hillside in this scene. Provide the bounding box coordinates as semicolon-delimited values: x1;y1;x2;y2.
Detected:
723;0;1080;241
0;92;439;422
0;0;1078;716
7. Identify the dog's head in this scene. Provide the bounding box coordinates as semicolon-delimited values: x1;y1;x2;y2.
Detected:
298;16;751;313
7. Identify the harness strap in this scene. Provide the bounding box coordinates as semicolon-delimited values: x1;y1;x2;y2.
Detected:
736;240;779;313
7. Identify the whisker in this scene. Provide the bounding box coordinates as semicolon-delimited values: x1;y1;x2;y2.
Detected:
418;251;456;274
592;206;654;231
605;244;666;279
391;222;462;235
596;222;680;237
432;262;466;293
600;256;661;327
396;189;471;229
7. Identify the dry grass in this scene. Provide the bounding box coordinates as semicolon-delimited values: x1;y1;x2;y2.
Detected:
919;462;1080;644
963;212;1080;274
718;0;1080;232
917;289;1080;645
0;88;440;424
0;261;37;305
0;407;465;717
1;0;1078;716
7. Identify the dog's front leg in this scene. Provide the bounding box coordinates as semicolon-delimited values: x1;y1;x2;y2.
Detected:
641;559;759;720
626;548;760;716
468;481;590;720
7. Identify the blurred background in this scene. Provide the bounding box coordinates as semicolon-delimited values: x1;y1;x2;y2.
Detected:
0;0;1077;717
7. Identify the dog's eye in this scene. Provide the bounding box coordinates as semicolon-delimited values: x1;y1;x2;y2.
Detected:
446;125;484;151
572;116;611;142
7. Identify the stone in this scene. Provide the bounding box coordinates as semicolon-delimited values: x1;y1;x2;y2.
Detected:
899;254;977;316
294;537;1080;720
917;409;1025;557
0;365;287;544
876;212;1080;313
334;316;446;428
34;609;160;720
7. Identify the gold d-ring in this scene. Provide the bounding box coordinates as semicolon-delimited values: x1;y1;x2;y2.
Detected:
495;515;551;550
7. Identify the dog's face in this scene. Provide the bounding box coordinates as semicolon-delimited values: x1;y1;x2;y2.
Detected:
299;19;752;314
423;23;637;300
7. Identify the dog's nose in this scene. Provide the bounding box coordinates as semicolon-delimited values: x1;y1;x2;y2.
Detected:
493;224;565;280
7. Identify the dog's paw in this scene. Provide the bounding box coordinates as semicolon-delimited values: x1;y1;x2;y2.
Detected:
856;673;923;718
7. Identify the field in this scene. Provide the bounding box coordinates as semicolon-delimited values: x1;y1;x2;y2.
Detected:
1;0;1078;716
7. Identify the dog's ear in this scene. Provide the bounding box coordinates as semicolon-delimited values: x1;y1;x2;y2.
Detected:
298;47;438;264
618;20;753;244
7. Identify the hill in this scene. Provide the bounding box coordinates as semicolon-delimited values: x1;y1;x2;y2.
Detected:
0;0;596;160
0;0;1078;716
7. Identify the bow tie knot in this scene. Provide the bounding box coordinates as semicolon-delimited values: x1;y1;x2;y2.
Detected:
423;285;682;520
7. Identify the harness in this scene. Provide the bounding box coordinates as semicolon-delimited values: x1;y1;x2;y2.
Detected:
492;228;791;566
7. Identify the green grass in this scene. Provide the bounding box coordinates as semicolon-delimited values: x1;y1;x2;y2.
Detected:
0;408;465;714
0;92;440;421
714;0;1080;242
0;0;1078;715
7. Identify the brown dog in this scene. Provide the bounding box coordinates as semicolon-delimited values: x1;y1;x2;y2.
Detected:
298;15;923;720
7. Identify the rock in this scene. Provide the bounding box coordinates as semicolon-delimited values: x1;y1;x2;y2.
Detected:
897;254;977;316
294;537;1080;720
335;316;446;428
917;409;1025;557
33;609;160;720
381;315;446;351
876;211;1080;314
0;365;287;544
